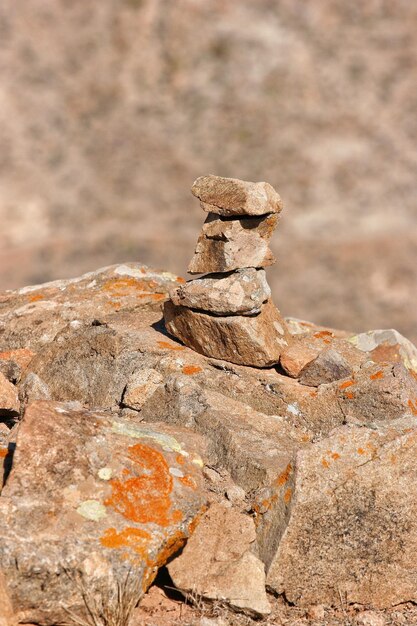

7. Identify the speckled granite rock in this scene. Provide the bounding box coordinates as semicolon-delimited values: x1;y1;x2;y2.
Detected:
0;401;206;625
187;213;278;275
191;175;283;217
170;268;270;316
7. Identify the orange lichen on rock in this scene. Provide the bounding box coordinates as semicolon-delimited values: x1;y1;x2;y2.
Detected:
339;380;355;390
345;391;355;399
0;448;8;458
102;277;159;299
313;330;334;344
182;365;202;375
408;399;417;416
0;348;35;370
275;463;292;487
284;488;292;504
321;458;330;469
157;341;185;351
179;475;197;490
150;530;187;569
370;370;384;380
105;443;178;527
29;293;45;302
100;526;151;559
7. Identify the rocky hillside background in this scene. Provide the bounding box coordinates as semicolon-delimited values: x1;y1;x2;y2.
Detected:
0;0;416;341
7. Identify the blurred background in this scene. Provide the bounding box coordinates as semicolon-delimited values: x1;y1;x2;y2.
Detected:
0;0;416;341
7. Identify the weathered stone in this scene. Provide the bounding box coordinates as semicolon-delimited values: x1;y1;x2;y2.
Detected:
168;503;270;616
191;175;283;217
0;263;180;353
0;571;16;626
267;418;417;607
164;299;290;367
0;373;19;416
122;369;163;411
335;362;417;424
188;213;278;274
280;341;322;378
0;401;206;625
298;348;353;387
0;361;20;385
170;268;271;316
280;331;367;379
350;328;417;374
355;611;386;626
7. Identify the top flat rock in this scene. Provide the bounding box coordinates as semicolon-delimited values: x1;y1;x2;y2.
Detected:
191;175;283;217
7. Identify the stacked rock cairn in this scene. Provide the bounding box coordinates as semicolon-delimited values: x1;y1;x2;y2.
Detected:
164;175;291;367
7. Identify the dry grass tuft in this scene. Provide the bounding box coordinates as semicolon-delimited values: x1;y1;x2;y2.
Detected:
63;569;143;626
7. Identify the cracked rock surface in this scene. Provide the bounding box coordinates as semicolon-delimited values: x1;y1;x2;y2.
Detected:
1;262;417;621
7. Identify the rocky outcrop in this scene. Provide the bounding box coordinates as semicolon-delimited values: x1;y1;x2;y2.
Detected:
1;261;417;621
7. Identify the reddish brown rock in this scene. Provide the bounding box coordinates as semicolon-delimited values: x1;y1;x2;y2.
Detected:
191;175;283;217
335;362;417;424
164;299;290;367
187;213;278;274
122;369;163;411
0;571;16;626
298;348;353;387
267;418;417;608
0;373;19;416
170;268;270;316
168;503;270;616
0;401;206;625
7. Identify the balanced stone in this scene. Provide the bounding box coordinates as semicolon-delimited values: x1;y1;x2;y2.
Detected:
164;299;289;367
170;268;271;316
191;175;283;217
188;213;278;275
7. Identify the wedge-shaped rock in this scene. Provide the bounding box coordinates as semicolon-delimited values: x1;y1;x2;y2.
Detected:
298;348;353;387
191;175;283;217
0;401;206;625
267;418;417;608
168;503;270;616
164;299;289;367
188;213;278;274
170;268;271;316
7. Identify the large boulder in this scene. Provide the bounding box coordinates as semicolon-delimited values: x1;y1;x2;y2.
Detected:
0;401;206;625
267;417;417;607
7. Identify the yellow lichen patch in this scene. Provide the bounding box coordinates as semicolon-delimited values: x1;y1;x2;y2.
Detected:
105;443;178;527
370;370;384;381
182;365;202;375
157;341;185;351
